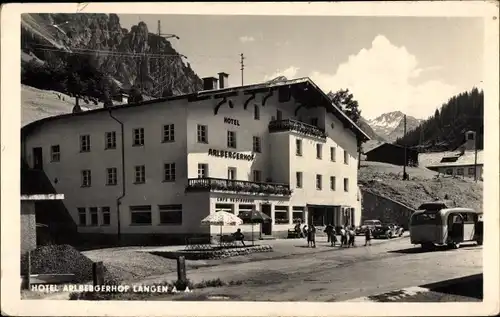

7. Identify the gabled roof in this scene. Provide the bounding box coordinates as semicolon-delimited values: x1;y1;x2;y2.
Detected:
21;77;371;142
420;150;484;168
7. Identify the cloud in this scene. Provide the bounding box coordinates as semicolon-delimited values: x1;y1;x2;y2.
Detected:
239;36;255;43
309;35;457;120
264;66;300;81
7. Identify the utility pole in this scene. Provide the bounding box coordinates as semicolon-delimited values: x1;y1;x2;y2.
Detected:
240;53;245;86
474;96;480;182
403;114;408;180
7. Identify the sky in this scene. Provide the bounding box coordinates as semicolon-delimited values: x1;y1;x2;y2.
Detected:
118;14;484;120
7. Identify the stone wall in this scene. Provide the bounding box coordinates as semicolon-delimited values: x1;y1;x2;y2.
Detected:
361;190;415;229
21;200;37;255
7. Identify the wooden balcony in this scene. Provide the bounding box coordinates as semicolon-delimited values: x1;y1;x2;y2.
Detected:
186;178;292;196
268;119;327;140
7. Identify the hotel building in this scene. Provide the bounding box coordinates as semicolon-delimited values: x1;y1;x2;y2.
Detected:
21;75;370;244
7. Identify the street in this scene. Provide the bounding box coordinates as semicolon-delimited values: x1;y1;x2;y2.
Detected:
152;236;482;302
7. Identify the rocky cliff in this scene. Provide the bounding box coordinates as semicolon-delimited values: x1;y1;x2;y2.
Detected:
21;13;203;98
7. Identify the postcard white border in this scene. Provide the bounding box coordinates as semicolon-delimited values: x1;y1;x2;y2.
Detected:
1;2;499;316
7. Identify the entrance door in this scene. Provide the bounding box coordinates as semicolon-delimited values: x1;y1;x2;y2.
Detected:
261;204;272;235
33;147;43;170
449;213;464;243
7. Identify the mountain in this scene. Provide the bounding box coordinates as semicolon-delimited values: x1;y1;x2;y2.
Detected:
396;88;483;152
357;117;385;141
367;111;422;142
21;13;203;101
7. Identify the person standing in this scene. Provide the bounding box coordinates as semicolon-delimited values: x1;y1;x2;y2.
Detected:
340;226;346;247
348;226;356;247
364;227;372;246
324;223;334;243
308;224;316;248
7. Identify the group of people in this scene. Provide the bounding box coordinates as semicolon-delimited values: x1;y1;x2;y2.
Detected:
293;222;373;248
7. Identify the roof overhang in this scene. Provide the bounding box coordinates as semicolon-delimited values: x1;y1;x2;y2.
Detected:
21;194;65;201
22;77;371;143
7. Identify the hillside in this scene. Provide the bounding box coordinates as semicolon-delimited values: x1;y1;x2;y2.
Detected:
367;111;421;142
21;13;203;100
21;85;110;127
396;88;483;152
359;161;483;212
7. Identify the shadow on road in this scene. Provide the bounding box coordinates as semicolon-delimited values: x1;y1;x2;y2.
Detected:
423;274;483;299
388;244;480;254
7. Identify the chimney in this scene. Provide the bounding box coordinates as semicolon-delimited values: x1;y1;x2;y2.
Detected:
202;77;218;91
218;72;229;89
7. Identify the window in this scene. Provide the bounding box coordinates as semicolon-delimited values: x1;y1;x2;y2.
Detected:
106;167;117;186
78;208;86;226
445;169;453;175
316;144;323;159
159;205;183;225
227;131;237;148
80;135;90;152
197;125;208;143
254;105;260;120
457;168;464;176
50;145;60;162
253;170;262;182
330;147;336;162
468;167;475;176
198;164;208;178
89;207;98;226
133;128;145;146
101;207;111;226
134;165;146;184
162;124;175;142
296;139;302;156
81;170;91;187
276;110;283;121
253;136;262;153
316;174;322;190
130;205;152;225
411;212;442;226
274;206;289;224
330;176;336;191
344;150;349;164
164;163;176;182
292;206;305;223
310;117;318;127
344;178;349;192
105;131;116;149
296;172;303;188
227;167;237;180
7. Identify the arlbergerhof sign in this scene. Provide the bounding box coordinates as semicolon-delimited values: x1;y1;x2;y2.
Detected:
208;149;255;161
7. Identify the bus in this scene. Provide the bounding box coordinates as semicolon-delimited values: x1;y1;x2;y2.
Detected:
409;202;483;250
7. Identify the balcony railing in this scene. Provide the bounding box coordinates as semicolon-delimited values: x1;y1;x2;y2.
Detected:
186;178;292;196
268;119;327;139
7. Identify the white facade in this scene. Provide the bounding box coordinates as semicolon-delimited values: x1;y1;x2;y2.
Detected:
21;78;367;241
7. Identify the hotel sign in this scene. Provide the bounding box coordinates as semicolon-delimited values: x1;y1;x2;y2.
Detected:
208;149;255;161
224;117;240;126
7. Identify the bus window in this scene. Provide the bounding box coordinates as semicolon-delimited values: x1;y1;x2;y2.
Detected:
411;212;442;225
461;213;476;224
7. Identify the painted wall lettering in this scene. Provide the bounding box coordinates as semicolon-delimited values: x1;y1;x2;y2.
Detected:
208;148;255;161
217;197;255;203
224;117;240;126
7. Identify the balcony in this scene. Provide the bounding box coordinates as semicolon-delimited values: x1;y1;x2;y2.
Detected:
268;119;327;140
186;178;292;196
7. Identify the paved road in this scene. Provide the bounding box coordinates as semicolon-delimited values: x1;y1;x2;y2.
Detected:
156;236;482;302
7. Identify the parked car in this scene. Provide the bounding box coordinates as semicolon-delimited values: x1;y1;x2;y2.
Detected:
372;223;404;239
355;220;382;235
